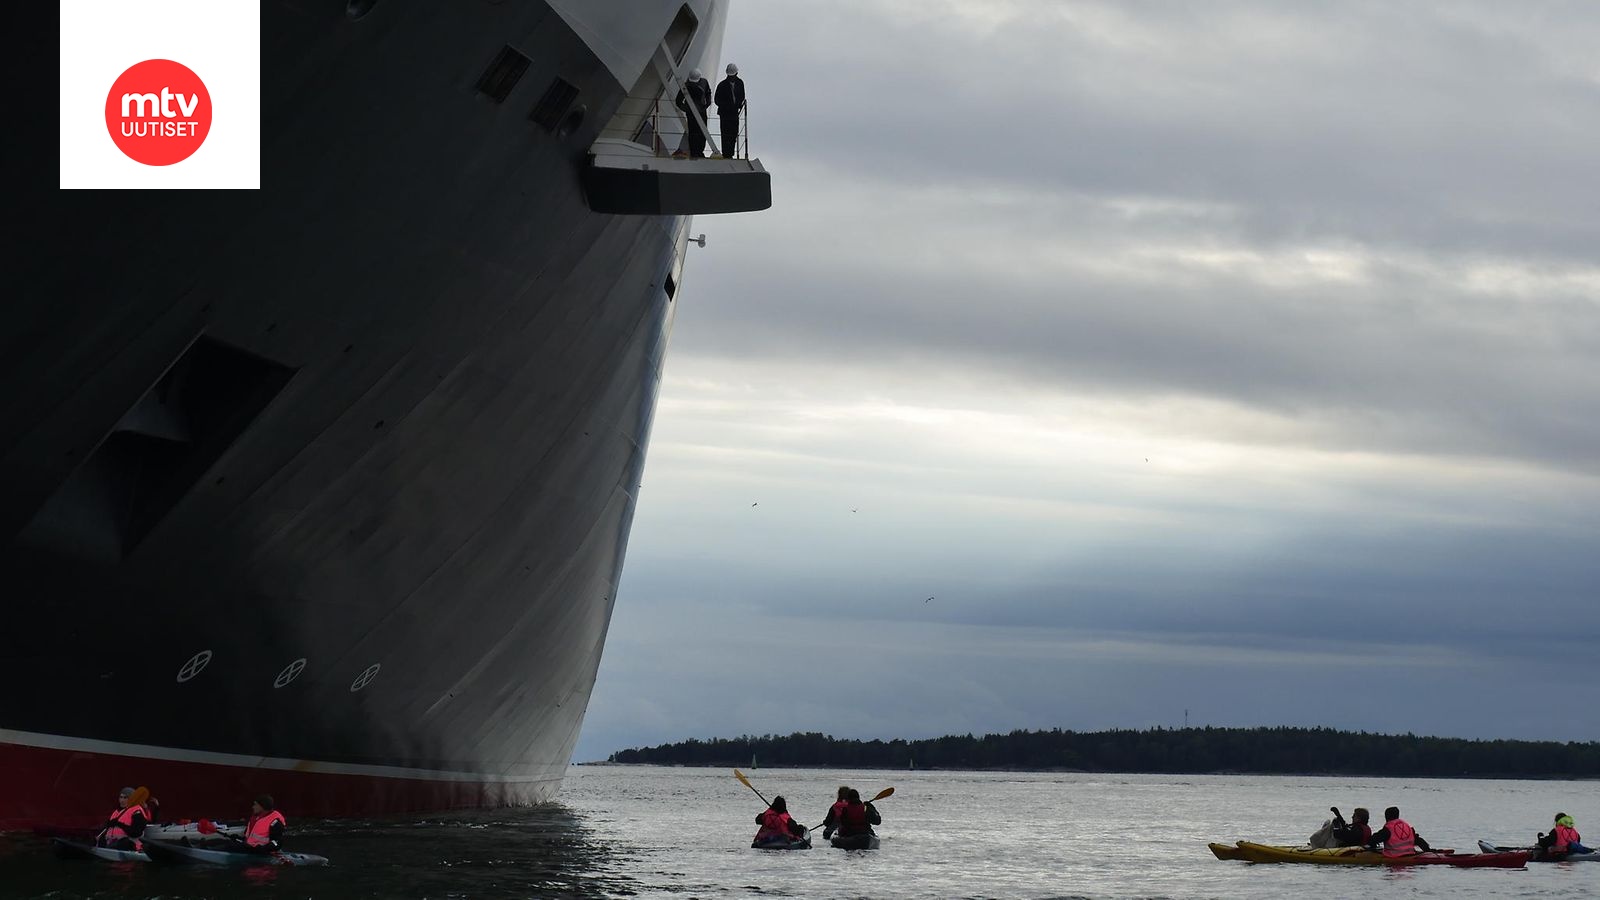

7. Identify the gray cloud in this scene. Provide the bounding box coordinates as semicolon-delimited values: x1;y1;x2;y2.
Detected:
575;1;1600;760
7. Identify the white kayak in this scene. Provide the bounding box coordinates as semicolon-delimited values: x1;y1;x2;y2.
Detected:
145;838;329;867
1479;839;1600;862
145;821;244;840
52;837;150;863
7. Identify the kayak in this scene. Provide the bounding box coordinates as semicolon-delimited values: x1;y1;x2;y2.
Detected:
1479;839;1600;862
1208;842;1250;860
52;837;150;863
144;839;329;867
145;821;243;840
830;833;880;850
1231;841;1527;868
752;833;812;850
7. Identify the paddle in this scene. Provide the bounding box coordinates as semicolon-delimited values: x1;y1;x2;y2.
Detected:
733;768;769;807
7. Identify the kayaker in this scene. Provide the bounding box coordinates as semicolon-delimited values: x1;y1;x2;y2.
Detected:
752;795;806;845
819;786;851;840
834;788;881;840
1330;806;1371;846
241;794;287;854
1365;806;1430;856
95;786;150;851
1536;812;1591;857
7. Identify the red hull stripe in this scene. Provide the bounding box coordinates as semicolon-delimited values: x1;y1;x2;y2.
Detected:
1;732;561;832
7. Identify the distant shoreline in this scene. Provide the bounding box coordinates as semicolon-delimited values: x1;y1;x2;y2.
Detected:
578;760;1598;781
599;726;1600;781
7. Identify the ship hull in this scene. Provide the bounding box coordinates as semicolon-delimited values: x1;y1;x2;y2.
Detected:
3;734;548;831
3;0;722;829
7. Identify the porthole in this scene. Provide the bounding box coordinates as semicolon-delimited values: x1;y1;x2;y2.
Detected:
176;650;213;683
350;663;381;692
556;105;587;138
273;658;308;689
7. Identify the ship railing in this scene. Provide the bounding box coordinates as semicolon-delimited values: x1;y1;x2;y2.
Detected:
596;94;749;160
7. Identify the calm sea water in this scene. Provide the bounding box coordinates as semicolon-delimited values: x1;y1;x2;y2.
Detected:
2;765;1596;898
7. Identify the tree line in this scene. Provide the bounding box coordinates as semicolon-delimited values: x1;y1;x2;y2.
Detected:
607;727;1600;778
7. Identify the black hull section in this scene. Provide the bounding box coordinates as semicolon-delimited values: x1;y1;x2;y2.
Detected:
3;1;692;824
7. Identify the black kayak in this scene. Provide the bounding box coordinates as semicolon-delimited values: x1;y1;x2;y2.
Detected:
752;833;812;850
829;833;880;850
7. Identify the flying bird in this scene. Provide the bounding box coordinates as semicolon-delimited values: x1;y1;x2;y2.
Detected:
751;502;758;507
925;596;934;603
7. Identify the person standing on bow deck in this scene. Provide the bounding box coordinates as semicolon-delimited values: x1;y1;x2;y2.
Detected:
714;63;745;159
675;69;712;159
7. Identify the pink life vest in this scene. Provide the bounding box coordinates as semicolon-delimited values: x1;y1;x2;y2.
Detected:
755;809;794;842
1380;818;1416;856
101;805;142;848
1553;824;1581;852
245;809;287;847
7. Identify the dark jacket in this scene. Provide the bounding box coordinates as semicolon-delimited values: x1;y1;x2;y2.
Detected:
1331;813;1371;847
714;75;745;113
675;78;711;117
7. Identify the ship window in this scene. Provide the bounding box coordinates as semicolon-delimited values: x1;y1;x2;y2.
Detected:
529;78;579;131
664;273;677;299
476;46;531;103
665;6;699;63
17;335;296;561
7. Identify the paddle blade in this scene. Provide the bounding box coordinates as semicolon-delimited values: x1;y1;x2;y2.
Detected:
128;787;150;808
870;787;894;802
733;768;770;806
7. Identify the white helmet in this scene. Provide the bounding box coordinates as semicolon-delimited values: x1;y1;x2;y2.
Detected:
726;63;739;75
689;68;704;81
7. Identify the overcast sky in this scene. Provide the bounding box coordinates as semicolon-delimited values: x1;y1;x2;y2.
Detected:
574;0;1600;762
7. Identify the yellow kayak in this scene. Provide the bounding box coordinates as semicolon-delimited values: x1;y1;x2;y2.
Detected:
1234;842;1390;864
1226;841;1523;868
1208;842;1251;861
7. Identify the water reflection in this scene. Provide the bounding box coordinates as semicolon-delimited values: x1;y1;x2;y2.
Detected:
0;803;635;900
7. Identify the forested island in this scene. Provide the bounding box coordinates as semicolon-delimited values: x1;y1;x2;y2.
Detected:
607;727;1600;779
